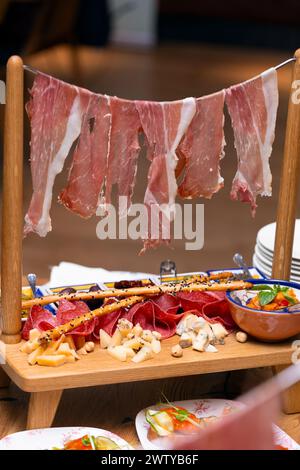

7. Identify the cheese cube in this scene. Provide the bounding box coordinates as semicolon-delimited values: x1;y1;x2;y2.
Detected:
36;355;67;367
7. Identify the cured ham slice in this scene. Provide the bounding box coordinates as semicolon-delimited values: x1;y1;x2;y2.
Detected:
104;96;141;215
24;73;91;236
59;94;111;218
177;91;226;199
136;98;196;251
226;68;279;215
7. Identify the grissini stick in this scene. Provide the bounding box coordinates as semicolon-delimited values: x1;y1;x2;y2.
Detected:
38;295;144;343
23;278;252;310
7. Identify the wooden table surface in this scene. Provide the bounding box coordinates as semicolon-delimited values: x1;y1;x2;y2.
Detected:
1;371;300;448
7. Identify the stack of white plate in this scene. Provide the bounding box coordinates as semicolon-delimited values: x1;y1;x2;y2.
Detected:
253;220;300;282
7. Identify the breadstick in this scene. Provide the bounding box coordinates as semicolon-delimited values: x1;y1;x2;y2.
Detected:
38;295;144;343
22;278;251;310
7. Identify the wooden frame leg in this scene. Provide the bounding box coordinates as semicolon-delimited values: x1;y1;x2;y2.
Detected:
274;365;300;414
27;390;63;430
0;366;10;388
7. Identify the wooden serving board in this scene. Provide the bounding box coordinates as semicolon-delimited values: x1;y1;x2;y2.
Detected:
2;335;296;393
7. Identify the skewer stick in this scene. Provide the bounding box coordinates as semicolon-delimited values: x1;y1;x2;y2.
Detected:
22;279;252;310
1;56;24;344
272;49;300;280
38;296;144;343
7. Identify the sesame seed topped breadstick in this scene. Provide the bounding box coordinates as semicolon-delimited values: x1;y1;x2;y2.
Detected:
38;295;144;343
22;274;249;310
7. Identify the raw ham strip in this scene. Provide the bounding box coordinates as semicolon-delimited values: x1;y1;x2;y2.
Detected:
24;73;91;236
59;94;111;218
177;91;226;199
136;98;196;251
225;68;279;215
104;96;141;215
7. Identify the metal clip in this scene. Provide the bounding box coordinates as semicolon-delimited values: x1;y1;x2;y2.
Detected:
160;260;177;282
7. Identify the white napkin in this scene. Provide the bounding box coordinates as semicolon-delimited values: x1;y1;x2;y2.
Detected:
44;262;155;287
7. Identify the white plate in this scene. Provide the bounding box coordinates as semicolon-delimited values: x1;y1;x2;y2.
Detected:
0;427;133;450
256;241;300;267
253;255;300;283
135;399;300;450
254;247;300;274
257;220;300;261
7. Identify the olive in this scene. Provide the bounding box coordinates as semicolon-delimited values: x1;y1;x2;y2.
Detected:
86;284;103;310
59;287;76;295
114;280;144;289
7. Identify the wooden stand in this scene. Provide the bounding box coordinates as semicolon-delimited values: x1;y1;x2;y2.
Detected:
1;51;300;430
1;56;23;345
272;49;300;413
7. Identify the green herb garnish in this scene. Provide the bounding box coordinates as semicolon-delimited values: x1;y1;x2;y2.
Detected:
253;284;296;307
258;290;277;306
81;436;91;447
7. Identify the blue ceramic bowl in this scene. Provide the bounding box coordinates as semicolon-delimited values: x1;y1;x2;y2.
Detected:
226;279;300;342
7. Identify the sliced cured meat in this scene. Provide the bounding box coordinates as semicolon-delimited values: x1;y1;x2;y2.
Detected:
126;301;178;339
104;96;141;215
59;94;111;218
24;73;91;236
93;309;125;338
56;299;94;336
22;305;56;340
136;98;196;252
225;68;279;216
152;293;182;315
177;91;226;199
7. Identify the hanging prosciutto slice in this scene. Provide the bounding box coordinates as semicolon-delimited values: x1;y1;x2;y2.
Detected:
104;96;141;215
59;94;111;218
177;91;226;199
24;73;90;236
226;68;279;216
136;98;196;251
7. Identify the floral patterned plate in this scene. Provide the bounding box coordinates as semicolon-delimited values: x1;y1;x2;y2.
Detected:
135;399;300;450
0;427;133;450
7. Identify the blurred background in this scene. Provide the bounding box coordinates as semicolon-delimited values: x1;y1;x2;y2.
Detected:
0;0;300;280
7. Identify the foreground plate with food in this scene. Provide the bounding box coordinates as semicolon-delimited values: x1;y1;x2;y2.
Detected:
135;399;300;450
0;427;133;450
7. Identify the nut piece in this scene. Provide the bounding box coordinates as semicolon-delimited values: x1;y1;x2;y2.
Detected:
236;331;248;343
171;344;183;358
85;341;95;352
